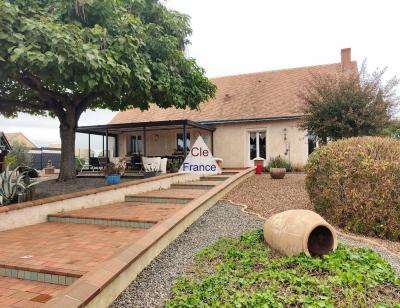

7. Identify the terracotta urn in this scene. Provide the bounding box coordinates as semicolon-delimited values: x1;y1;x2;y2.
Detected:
263;210;337;257
269;167;286;179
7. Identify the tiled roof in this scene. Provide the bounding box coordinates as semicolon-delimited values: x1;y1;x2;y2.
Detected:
4;132;36;148
110;62;357;124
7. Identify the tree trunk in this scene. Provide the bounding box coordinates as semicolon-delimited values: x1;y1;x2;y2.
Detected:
58;113;78;181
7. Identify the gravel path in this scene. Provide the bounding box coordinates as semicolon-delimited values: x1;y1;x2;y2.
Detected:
110;201;264;308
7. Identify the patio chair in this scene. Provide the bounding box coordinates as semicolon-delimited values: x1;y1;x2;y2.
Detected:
89;157;100;170
98;156;109;168
132;154;142;171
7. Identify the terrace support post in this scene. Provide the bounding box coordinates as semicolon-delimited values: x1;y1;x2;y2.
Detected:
88;134;91;159
106;129;109;160
211;131;214;155
102;135;104;157
183;123;187;158
115;135;119;157
143;126;147;156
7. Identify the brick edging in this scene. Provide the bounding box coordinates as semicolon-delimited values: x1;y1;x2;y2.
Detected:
0;173;180;214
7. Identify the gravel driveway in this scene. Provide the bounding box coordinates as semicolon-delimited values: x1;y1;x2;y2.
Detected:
225;173;313;218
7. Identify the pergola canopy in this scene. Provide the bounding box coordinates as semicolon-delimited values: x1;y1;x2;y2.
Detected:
77;119;215;137
76;119;215;159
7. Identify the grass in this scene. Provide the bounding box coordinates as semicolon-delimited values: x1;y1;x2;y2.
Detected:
166;230;400;307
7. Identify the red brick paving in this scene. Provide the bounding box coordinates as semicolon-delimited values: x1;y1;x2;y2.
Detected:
133;188;206;199
0;174;232;307
0;276;66;307
49;202;183;223
0;223;146;275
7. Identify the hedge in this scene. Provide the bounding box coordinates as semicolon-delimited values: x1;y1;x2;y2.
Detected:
306;137;400;241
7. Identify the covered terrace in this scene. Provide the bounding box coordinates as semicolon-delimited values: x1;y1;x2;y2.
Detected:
76;120;216;171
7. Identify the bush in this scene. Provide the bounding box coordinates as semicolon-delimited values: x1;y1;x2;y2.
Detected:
5;141;32;169
266;156;292;172
306;137;400;241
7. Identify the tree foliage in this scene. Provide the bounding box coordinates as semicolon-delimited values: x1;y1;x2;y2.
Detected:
0;0;216;180
299;61;399;142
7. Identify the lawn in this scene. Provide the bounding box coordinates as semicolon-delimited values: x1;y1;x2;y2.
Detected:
167;230;400;307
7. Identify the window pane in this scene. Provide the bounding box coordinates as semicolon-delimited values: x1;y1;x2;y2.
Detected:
177;133;190;152
259;132;266;159
249;132;257;160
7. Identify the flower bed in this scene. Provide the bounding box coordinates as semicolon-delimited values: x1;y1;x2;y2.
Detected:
167;230;400;307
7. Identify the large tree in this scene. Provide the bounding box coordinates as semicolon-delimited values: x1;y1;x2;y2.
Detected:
299;61;399;142
0;0;216;180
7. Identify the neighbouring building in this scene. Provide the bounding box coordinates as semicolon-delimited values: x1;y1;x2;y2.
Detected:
0;132;12;172
77;48;357;168
4;132;36;148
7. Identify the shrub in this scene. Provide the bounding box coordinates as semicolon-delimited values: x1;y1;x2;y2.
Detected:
5;141;32;169
306;137;400;241
266;156;292;172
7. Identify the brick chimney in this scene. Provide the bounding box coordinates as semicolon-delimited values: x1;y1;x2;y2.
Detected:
341;48;352;72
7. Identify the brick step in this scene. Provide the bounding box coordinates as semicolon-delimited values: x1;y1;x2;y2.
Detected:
125;188;206;204
48;216;156;229
221;171;239;175
0;222;146;284
47;202;183;227
125;196;192;204
0;276;67;305
170;180;219;190
200;175;230;181
0;264;81;286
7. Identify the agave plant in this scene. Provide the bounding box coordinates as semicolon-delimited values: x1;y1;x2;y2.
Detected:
0;166;39;205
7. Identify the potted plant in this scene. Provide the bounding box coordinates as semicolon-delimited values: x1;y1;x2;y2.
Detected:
267;156;292;179
103;162;124;185
168;160;181;173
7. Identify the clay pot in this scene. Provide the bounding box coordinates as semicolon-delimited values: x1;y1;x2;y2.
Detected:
263;209;337;257
269;168;286;179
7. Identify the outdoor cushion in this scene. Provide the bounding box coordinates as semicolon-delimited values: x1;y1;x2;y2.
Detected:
160;158;168;174
142;157;161;172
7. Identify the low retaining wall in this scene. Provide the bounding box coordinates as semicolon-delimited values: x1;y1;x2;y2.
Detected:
45;168;254;308
0;173;200;231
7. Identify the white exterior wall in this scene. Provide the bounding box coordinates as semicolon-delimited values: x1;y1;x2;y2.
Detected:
213;120;308;168
116;120;308;168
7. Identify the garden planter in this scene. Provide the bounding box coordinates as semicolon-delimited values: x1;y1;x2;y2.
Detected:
105;174;121;185
269;168;286;179
144;171;161;178
263;210;337;257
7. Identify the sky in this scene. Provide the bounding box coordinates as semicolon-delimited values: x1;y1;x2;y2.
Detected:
1;0;400;148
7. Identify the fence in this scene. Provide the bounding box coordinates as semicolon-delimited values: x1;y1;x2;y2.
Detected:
29;147;61;170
